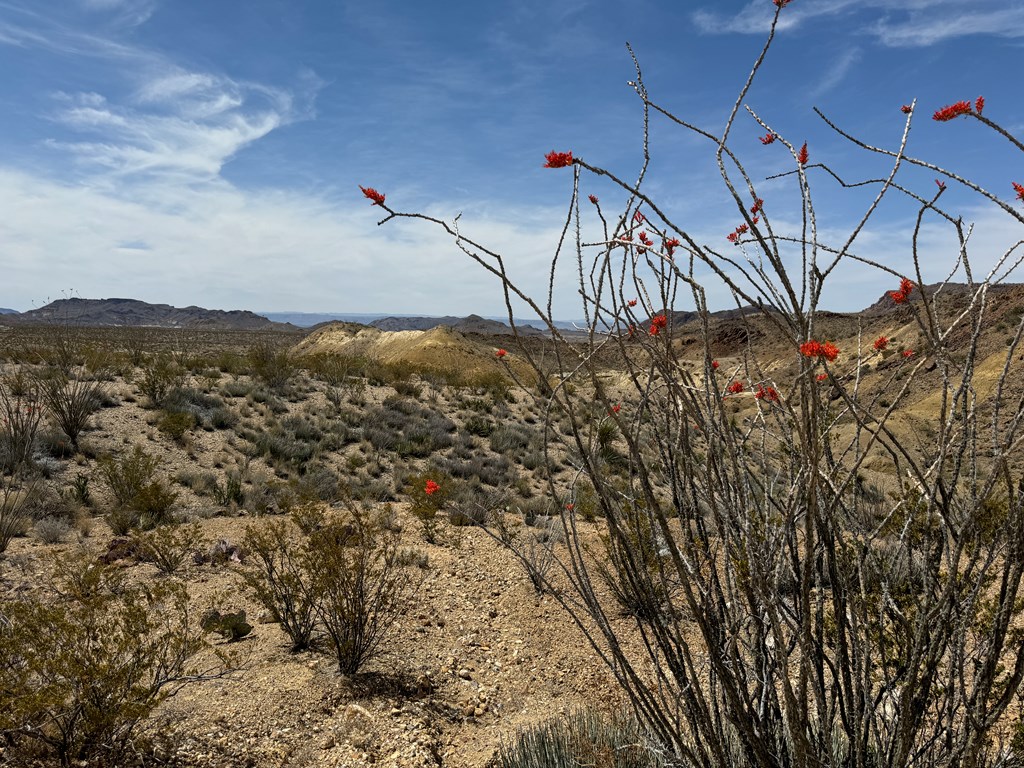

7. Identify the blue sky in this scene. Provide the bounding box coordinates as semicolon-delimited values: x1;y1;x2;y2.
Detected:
1;0;1022;318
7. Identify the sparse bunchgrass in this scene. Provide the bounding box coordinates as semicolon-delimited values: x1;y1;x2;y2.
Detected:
364;397;456;458
248;341;295;391
133;522;203;575
497;708;665;768
138;352;185;408
0;372;41;476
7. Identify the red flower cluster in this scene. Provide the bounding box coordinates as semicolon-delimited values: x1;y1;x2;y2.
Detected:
933;100;973;122
759;132;776;145
711;360;720;370
873;336;889;352
1013;182;1024;203
797;142;809;165
902;349;915;358
627;298;638;307
975;96;985;116
649;314;668;335
901;104;913;114
360;186;386;206
609;404;622;414
663;237;680;257
816;373;829;382
935;179;947;191
496;348;508;358
773;0;792;7
543;151;574;168
565;503;575;512
726;381;745;394
754;385;779;402
633;210;646;224
800;340;839;362
750;198;764;216
727;223;749;244
638;231;653;247
890;277;915;304
424;480;440;496
588;194;599;204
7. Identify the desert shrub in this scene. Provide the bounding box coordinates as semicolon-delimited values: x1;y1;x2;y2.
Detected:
138;352;185;408
0;478;33;553
242;517;318;652
489;423;537;455
406;472;449;544
32;516;71;545
34;428;75;460
463;414;493;437
0;553;230;765
497;708;665;768
220;379;254;398
0;373;42;475
392;379;422;399
97;446;177;531
306;507;416;675
35;368;104;451
364;398;457;458
212;470;246;507
248;341;294;391
208;405;239;430
133;522;202;575
157;409;196;441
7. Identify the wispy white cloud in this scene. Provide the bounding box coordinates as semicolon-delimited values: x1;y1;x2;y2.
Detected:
807;47;861;100
78;0;158;28
46;72;300;183
691;0;1024;46
871;7;1024;46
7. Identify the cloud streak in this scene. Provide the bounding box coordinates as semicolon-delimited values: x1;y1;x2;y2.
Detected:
692;1;1024;46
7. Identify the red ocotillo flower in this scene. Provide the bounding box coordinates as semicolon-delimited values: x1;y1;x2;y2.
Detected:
760;132;776;145
902;349;915;358
627;298;637;307
588;194;599;204
609;404;621;414
711;360;720;370
496;348;507;358
649;314;668;335
663;237;680;257
726;381;745;394
801;340;839;362
933;100;972;122
773;0;792;8
1013;182;1024;203
901;104;913;114
543;151;574;168
797;142;809;165
890;291;908;304
873;336;889;351
633;210;646;224
816;373;829;382
359;186;386;206
900;277;914;296
424;480;440;496
754;385;780;402
975;96;985;116
750;198;764;215
638;231;653;246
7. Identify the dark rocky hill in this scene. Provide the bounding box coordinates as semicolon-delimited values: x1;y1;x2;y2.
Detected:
2;298;293;331
369;314;544;335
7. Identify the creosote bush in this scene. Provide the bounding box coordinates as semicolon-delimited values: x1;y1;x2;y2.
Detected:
243;503;420;672
0;552;232;765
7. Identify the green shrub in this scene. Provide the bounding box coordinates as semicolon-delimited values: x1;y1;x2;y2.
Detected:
97;446;177;531
133;523;202;575
138;353;184;408
0;553;231;765
158;409;196;441
248;342;294;391
242;517;318;652
306;507;416;675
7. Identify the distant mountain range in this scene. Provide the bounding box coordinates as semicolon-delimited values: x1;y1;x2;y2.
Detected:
0;298;295;331
0;308;17;315
262;311;574;331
